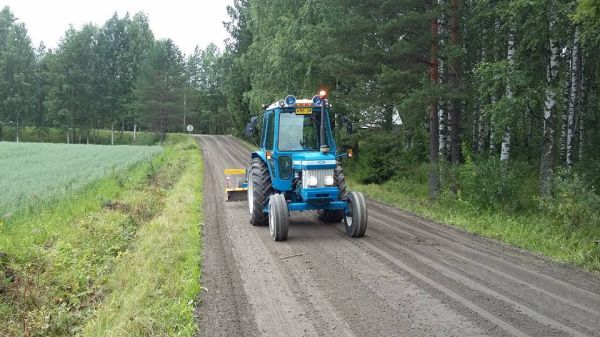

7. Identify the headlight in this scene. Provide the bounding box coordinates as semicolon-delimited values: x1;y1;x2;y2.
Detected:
307;176;318;187
324;176;334;186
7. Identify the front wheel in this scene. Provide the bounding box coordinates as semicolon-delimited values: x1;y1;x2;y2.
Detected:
344;192;367;237
248;158;272;226
269;194;289;241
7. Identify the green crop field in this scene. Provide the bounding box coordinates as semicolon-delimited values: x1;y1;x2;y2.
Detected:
0;142;162;215
0;136;203;336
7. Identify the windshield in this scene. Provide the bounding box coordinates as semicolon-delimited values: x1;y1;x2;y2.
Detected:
278;112;328;151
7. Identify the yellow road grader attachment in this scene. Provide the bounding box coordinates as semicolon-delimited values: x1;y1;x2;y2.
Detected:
224;168;248;202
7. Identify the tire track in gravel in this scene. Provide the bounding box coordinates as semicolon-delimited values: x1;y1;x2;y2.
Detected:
360;225;592;337
368;202;600;298
195;134;600;337
368;214;600;318
195;136;259;337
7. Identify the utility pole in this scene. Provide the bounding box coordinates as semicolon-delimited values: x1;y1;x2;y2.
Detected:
183;86;187;132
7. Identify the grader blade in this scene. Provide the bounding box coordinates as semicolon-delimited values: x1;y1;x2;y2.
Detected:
224;168;248;202
227;188;248;201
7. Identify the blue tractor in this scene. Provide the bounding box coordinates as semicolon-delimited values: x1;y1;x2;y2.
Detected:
246;92;368;241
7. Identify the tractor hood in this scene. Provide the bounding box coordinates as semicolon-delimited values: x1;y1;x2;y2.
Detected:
291;152;337;170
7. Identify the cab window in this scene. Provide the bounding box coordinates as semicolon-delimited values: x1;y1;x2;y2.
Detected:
264;112;275;150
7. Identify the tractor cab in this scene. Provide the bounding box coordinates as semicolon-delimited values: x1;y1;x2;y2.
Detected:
257;95;337;200
246;92;368;241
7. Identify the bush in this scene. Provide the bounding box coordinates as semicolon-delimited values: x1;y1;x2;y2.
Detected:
456;156;536;212
538;169;600;231
351;131;420;184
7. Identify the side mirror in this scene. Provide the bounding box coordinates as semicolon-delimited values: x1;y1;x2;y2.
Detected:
245;116;259;137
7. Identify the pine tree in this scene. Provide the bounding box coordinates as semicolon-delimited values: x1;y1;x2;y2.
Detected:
133;39;185;141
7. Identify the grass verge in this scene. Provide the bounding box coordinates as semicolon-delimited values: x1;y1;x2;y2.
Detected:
348;176;600;272
0;134;203;336
82;135;203;336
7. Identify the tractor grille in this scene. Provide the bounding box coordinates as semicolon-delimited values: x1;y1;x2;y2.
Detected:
302;169;334;189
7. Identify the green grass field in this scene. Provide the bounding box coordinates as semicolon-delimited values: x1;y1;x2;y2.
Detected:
0;142;161;215
0;135;203;336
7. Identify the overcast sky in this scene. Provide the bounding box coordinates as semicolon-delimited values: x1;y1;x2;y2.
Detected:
3;0;234;55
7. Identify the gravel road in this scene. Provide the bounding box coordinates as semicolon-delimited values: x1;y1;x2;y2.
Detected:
194;134;600;337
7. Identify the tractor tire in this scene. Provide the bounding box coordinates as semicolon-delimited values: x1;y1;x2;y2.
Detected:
269;193;289;241
344;191;368;237
248;158;272;226
318;165;347;223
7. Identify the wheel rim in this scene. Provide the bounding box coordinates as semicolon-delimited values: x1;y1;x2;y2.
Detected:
248;170;254;214
269;201;275;237
345;198;353;228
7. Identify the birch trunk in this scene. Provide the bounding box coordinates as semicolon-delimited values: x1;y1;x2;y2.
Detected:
446;107;452;159
472;104;479;152
439;101;447;158
559;45;571;161
437;1;448;160
566;27;580;167
578;61;589;161
540;27;560;197
489;95;496;154
500;129;511;161
578;107;585;161
501;29;516;161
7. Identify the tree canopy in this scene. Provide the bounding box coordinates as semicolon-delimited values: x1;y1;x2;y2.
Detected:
0;2;599;198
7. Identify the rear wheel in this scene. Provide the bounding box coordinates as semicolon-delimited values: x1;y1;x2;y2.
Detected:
318;165;347;223
248;158;272;226
269;194;289;241
344;191;367;237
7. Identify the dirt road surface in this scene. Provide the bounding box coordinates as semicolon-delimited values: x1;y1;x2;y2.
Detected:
194;134;600;337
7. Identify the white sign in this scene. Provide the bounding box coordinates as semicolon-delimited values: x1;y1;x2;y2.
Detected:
186;124;194;132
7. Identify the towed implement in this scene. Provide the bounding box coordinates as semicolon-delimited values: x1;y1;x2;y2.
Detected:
245;92;367;241
224;168;248;201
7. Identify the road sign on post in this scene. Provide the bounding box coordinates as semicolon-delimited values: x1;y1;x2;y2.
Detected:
186;124;194;134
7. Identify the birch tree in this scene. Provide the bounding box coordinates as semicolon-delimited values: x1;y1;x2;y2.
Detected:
437;0;448;160
565;27;579;167
540;18;560;197
500;28;515;161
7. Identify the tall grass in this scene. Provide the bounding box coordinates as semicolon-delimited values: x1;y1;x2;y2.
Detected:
83;135;203;335
0;142;161;215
